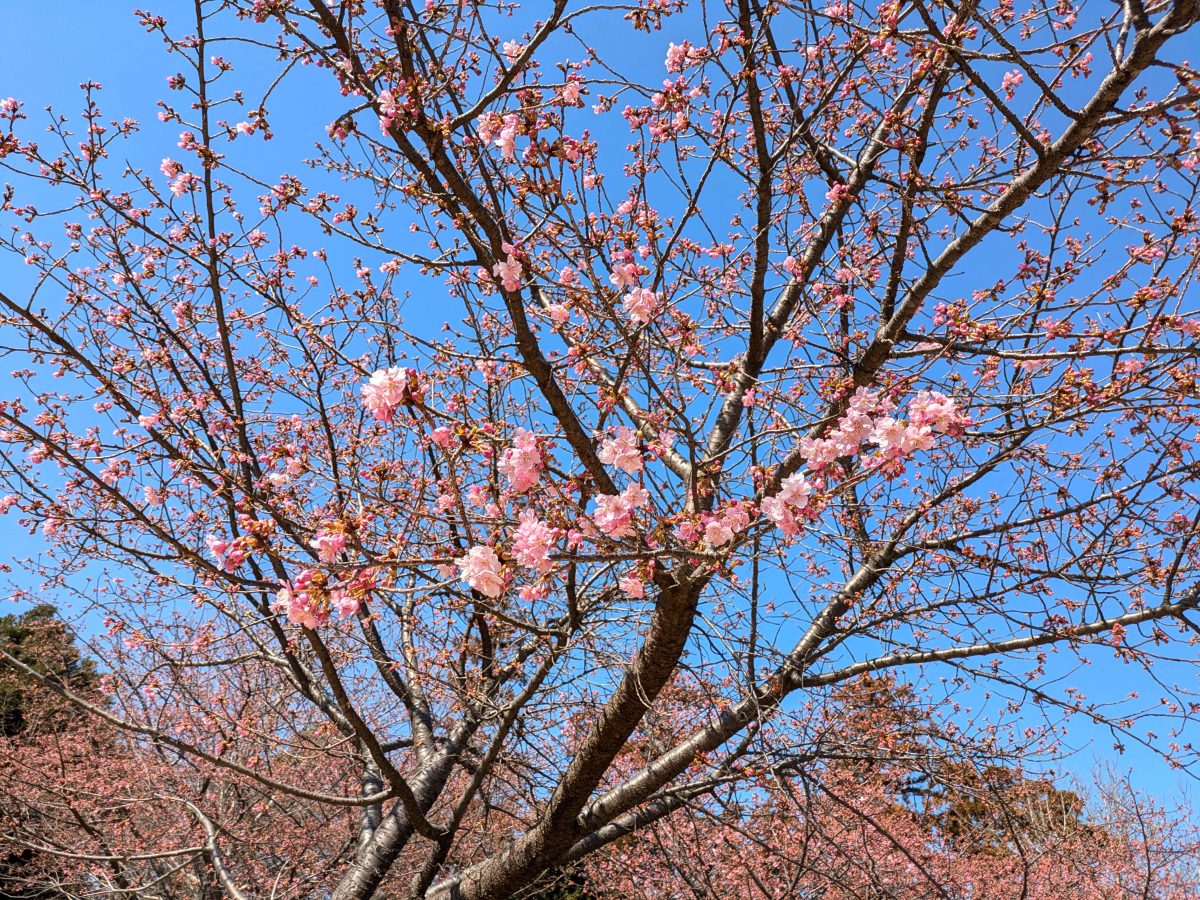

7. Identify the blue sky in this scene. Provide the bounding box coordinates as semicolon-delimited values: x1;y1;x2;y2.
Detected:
1;0;1197;821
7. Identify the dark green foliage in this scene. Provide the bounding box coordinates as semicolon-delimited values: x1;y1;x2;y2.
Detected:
0;603;98;737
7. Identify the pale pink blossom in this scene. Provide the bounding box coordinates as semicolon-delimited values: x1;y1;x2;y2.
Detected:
206;534;251;573
512;510;558;572
907;390;967;435
330;588;360;618
361;366;419;421
598;426;643;474
665;40;703;73
703;501;753;547
593;483;650;539
169;172;199;196
0;495;18;515
762;473;815;538
609;260;641;288
310;529;347;563
378;88;400;133
619;571;647;598
430;426;454;449
622;287;662;325
276;570;329;628
457;546;507;597
870;417;934;459
1001;69;1023;99
499;428;543;492
493;113;520;161
493;250;523;290
503;40;524;62
797;435;841;473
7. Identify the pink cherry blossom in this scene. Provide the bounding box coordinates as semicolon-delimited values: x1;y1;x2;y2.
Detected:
907;390;968;435
329;588;360;618
593;483;650;539
493;248;523;290
499;428;543;492
493;113;520;161
310;529;347;563
622;287;662;325
169;172;199;196
609;259;641;288
703;501;753;547
360;366;419;422
762;473;815;538
512;510;558;572
276;570;329;629
598;426;643;474
206;534;251;573
869;417;934;460
457;545;507;597
619;571;647;598
664;40;703;72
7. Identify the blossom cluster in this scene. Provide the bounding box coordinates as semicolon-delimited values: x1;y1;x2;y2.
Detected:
798;388;967;474
205;515;273;573
360;366;421;422
456;545;507;598
761;473;817;538
275;569;367;629
594;483;651;539
512;510;560;572
499;428;544;492
598;426;643;474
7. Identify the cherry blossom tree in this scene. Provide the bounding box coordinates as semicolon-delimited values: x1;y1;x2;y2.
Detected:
2;0;1200;896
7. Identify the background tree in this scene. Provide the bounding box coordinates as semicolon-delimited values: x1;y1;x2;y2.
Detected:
0;604;99;737
2;0;1200;896
0;604;100;899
